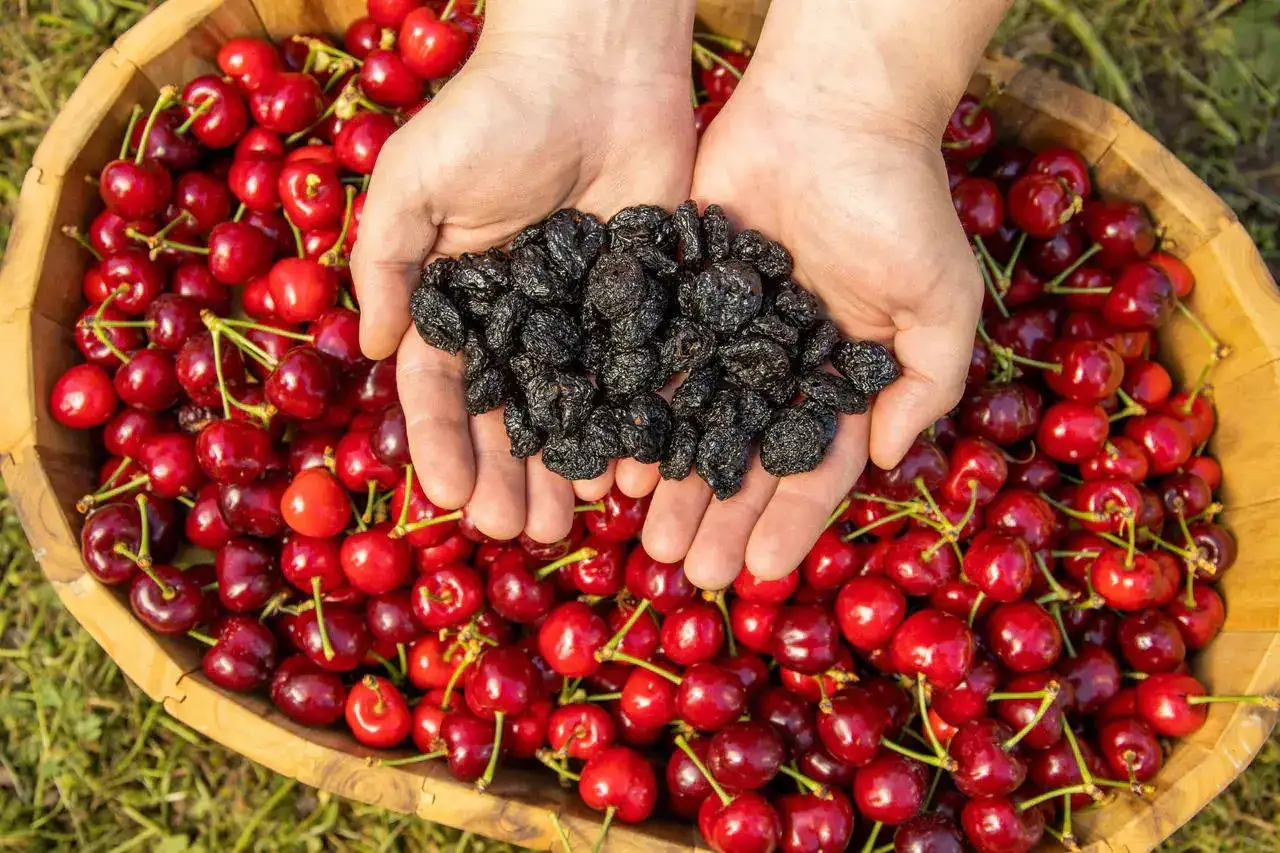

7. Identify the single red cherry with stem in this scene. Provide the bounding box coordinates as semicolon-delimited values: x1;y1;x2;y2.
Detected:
129;563;208;635
345;675;411;748
986;601;1063;673
1136;672;1279;738
889;609;975;690
1097;716;1163;784
214;537;280;612
51;363;119;428
1082;198;1156;269
578;745;659;851
548;703;616;761
197;615;278;691
853;751;930;826
707;720;786;790
399;7;470;79
960;796;1045;853
281;467;351;538
270;654;346;726
411;563;483;630
678;663;747;732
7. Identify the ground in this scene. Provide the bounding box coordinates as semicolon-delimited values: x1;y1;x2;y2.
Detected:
1;0;1278;850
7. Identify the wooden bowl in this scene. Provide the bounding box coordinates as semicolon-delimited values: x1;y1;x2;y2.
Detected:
2;0;1279;849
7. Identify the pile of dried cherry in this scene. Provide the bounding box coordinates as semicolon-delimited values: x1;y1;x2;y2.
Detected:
47;3;1274;851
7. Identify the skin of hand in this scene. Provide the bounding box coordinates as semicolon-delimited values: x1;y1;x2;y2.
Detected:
634;1;1012;591
352;1;696;545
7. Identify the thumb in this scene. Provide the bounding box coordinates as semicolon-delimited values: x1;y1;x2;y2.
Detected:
351;132;439;361
868;303;978;471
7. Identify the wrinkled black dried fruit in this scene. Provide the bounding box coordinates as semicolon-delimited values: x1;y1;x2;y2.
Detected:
731;229;794;280
510;223;544;250
702;204;731;262
635;243;679;278
760;403;836;477
609;280;667;349
580;213;606;265
697;425;750;500
409;284;465;354
584;252;646;319
583;406;626;459
832;339;901;394
676;271;699;318
737;390;773;436
747;313;800;349
800;370;867;414
774;280;820;329
452;250;510;302
659;318;717;374
693;260;763;335
504;401;543;459
542;433;607;481
798;320;839;371
521;307;581;366
673;200;703;267
718;337;793;396
485;291;531;357
465;367;510;415
462;331;490;383
698;389;770;436
607;205;674;253
659;419;699;480
544;209;593;281
621;393;673;464
599;347;661;400
525;371;595;436
671;366;718;419
422;257;457;290
580;329;611;374
511;244;573;305
509;353;539;386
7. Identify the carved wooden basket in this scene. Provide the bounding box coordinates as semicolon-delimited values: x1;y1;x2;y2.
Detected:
2;0;1279;849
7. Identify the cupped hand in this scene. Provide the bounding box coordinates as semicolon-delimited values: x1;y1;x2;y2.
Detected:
352;26;695;544
637;75;982;589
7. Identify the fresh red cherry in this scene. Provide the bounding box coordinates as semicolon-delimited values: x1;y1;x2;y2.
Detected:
1103;261;1175;329
1162;391;1215;446
853;751;929;826
1057;644;1122;714
218;37;283;93
368;0;420;27
1165;583;1225;650
834;576;906;652
984;489;1056;550
694;100;725;137
214;538;279;613
365;590;418;645
181;75;249;148
1082;198;1156;269
195;419;272;486
340;523;411;594
281;467;351;538
708;720;786;790
548;703;616;761
463;646;537;722
1118;609;1187;674
881;530;959;597
621;666;679;730
1007;173;1078;238
439;710;500;782
249;72;324;134
406;634;465;690
334;110;398;175
129;564;208;635
893;814;963;853
678;663;747;732
949;717;1027;797
959;382;1042;446
345;675;411;748
217;474;287;536
310;307;369;374
207;221;274;285
1037;400;1108;463
398;7;469;79
799;530;859;591
1081;436;1150;483
932;655;1001;727
411;563;483;630
699;49;749;102
940;435;1007;506
731;599;781;654
960;796;1044;853
358;49;423;108
993;672;1070;750
51;363;118;428
815;686;891;768
579;745;659;844
269;654;346;726
699;792;783;853
1147;250;1194;298
1123;414;1193;475
295;604;371;672
667;736;715;818
1091;548;1161;611
890;609;975;690
538;601;609;677
943;95;996;160
978;144;1031;186
1121;358;1173;410
986;601;1062;673
99;250;166;315
774;789;854;853
582;489;648;543
229;156;283;213
169;262;231;313
625;546;696;613
1044;339;1123;403
735;568;799;604
278;160;344;230
989;305;1058;362
100;158;172;220
1097;716;1163;782
202;616;278;692
963;530;1033;603
873;437;948;501
344;16;387;58
662;600;726;666
951;178;1004;237
263;345;334;420
770;604;840;675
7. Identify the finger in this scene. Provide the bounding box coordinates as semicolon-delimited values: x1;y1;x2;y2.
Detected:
351;135;437;360
616;459;661;499
746;413;870;580
465;409;528;541
682;461;779;590
397;332;475;510
524;454;576;544
642;475;713;565
572;461;616;504
869;314;975;470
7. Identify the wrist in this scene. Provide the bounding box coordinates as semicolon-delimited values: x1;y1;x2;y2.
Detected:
478;0;697;87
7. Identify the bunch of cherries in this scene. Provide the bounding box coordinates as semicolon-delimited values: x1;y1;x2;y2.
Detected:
46;4;1273;852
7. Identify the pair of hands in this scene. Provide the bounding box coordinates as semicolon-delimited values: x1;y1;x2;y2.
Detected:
351;24;981;590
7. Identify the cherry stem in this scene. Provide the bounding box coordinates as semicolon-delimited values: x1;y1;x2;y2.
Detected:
535;547;599;580
673;735;730;805
1019;784;1094;812
968;591;986;627
175;96;214;135
703;589;738;657
860;822;883;853
88;285;132;363
535;749;581;782
393;508;464;538
1038;491;1107;526
610;651;681;685
590;807;615;853
776;763;825;795
77;474;149;513
1174;298;1231;361
395;465;415;529
582;693;621;702
280;208;305;258
187;630;216;646
558;677;583;706
438;0;459;20
202;311;279;370
126;549;175;599
322;185;358;267
221;318;315;342
825;496;851;530
209;330;234;420
294;35;363;68
1044;243;1102;291
134;494;153;568
573;501;605;514
440;646;477;712
1003;683;1061;750
1033;552;1075;602
1051;602;1078;658
991;343;1062;373
475;710;504;791
597;599;651;660
311;576;335;661
1186;694;1280;708
693;32;747;51
61;225;103;260
359;481;378;525
690;41;743;78
880;737;956;770
842;505;919;542
1094;777;1156;797
1108;387;1147;422
973;236;1010;290
119;104;145;160
134;86;178;165
368;651;402;685
976;253;1010;319
916;676;950;763
376;749;446;767
1061;725;1098;793
99;457;134;491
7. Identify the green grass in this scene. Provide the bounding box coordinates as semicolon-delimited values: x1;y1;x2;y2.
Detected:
1;0;1278;850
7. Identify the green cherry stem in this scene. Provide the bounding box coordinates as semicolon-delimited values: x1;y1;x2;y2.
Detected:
119;105;144;160
134;86;178;166
674;735;730;806
311;576;335;661
535;547;599;580
1003;683;1060;750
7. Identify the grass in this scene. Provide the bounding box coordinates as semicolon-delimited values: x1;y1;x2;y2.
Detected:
0;0;1277;850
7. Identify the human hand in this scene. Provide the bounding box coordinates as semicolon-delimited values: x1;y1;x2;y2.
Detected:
637;33;988;589
352;2;696;543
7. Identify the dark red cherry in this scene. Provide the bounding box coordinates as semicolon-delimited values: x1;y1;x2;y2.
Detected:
770;604;840;675
678;663;748;732
129;564;208;635
890;609;975;689
411;563;483;630
949;717;1026;797
625;546;696;613
181;75;250;148
99;159;172;220
1103;262;1174;330
1057;644;1122;715
709;720;786;790
1097;716;1163;782
987;601;1062;673
961;796;1044;853
943;95;996;160
951;178;1004;237
249;72;324;134
1082;199;1156;269
959;382;1042;446
270;654;346;726
853;752;929;825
